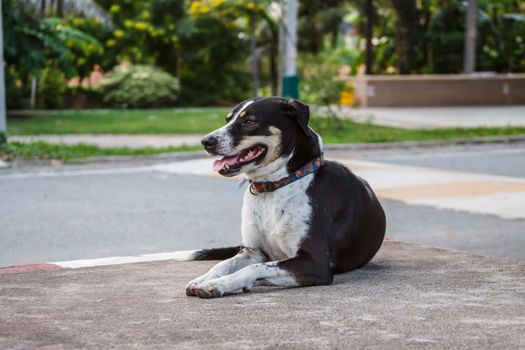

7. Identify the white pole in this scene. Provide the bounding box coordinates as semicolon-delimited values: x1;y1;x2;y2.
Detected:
282;0;298;98
463;0;477;73
284;0;297;77
0;0;7;135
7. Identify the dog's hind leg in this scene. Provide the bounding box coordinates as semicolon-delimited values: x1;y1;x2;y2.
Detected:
185;247;267;296
192;251;333;298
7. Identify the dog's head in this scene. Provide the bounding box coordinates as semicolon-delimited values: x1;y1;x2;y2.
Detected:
201;97;321;179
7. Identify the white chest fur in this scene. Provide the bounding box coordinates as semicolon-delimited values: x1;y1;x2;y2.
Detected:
241;174;314;261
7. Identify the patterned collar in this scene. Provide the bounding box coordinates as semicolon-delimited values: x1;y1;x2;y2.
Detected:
247;155;325;195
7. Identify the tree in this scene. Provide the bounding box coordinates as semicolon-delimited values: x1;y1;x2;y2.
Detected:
390;0;421;73
3;0;103;108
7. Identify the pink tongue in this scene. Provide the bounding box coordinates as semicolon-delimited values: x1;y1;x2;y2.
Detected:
213;155;239;172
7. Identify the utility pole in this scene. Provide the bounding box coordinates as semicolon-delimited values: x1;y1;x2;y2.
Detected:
463;0;477;73
0;0;7;138
282;0;299;99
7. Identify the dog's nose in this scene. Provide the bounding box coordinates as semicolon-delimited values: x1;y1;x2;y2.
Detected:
201;136;218;150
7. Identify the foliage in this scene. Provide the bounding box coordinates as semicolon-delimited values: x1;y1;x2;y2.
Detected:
299;47;347;107
3;1;103;78
367;0;525;74
38;65;67;108
3;0;104;108
298;0;346;54
101;64;180;108
87;0;257;105
4;0;525;110
5;67;25;109
0;141;199;161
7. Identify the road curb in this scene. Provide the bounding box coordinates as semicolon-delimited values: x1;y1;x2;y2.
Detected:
3;150;209;168
324;134;525;151
70;150;209;164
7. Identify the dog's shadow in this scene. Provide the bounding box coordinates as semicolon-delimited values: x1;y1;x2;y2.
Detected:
334;261;395;285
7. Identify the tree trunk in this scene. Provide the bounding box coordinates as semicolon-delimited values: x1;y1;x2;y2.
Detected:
269;25;279;96
57;0;64;17
249;13;260;96
390;0;421;74
364;0;374;75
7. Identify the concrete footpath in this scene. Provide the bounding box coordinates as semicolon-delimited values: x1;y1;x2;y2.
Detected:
1;241;524;349
10;134;203;149
336;105;525;129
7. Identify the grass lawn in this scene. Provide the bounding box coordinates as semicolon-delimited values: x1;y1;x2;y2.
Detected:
4;108;525;161
0;141;200;161
7;108;230;135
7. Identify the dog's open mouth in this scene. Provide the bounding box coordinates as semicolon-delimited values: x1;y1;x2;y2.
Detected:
213;145;267;175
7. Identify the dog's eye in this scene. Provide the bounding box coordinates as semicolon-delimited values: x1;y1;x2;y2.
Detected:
242;119;256;126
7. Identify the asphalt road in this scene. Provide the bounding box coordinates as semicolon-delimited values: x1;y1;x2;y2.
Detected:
1;143;524;267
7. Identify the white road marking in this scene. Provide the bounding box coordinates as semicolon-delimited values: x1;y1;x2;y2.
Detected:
53;250;197;269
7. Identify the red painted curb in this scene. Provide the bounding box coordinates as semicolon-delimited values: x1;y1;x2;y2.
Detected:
0;263;64;274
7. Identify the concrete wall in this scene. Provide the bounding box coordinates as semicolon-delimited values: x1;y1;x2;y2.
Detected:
351;74;525;107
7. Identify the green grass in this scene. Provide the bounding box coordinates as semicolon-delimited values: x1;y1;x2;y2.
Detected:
309;117;525;143
4;108;525;161
0;141;200;161
7;108;230;135
8;108;525;143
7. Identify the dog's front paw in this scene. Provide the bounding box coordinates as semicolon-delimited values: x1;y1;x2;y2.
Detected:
193;279;226;299
185;275;210;296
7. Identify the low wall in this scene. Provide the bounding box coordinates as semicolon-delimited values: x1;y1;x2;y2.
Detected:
351;74;525;107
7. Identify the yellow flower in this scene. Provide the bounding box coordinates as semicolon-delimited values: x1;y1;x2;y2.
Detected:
189;2;201;14
124;20;133;28
246;2;255;9
106;39;116;47
110;4;120;13
114;29;125;38
141;10;151;19
171;35;179;43
134;22;148;30
72;18;85;26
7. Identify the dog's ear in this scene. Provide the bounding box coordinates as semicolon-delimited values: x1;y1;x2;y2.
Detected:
282;99;311;137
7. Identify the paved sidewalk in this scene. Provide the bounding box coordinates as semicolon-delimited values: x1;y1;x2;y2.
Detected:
333;105;525;129
10;134;203;148
0;241;523;349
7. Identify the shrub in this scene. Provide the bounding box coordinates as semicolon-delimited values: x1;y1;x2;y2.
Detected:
299;48;347;108
101;64;179;108
38;65;67;109
5;66;24;109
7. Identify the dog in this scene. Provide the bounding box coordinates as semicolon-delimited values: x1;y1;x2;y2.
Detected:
180;96;386;298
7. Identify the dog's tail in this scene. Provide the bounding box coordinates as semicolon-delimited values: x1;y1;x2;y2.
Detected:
173;246;241;261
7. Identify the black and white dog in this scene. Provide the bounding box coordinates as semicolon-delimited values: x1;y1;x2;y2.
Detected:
182;97;386;298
